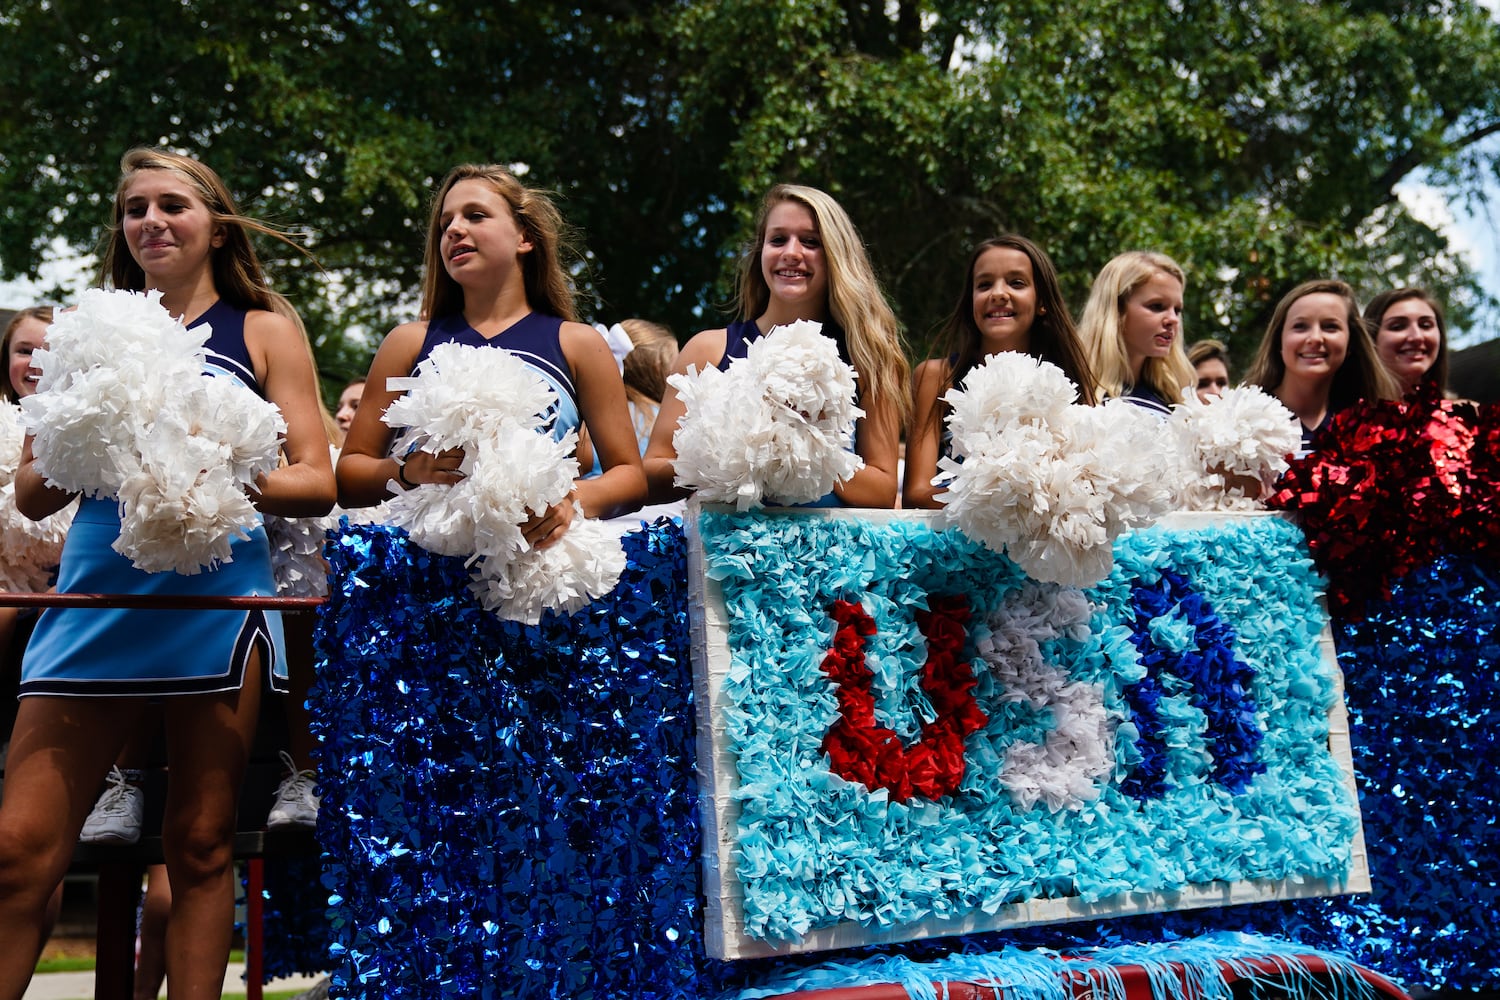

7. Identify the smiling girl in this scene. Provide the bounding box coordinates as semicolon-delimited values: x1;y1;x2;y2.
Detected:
337;164;645;539
0;148;335;1000
902;235;1095;509
644;184;909;508
0;308;49;403
1364;287;1449;397
1078;250;1195;416
1245;279;1400;454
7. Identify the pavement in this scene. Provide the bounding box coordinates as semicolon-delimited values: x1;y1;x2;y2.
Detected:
23;965;325;1000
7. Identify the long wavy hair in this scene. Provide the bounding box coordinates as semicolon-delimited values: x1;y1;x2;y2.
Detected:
1078;250;1195;404
920;235;1096;435
1363;286;1449;394
102;148;303;313
419;164;577;323
1245;279;1401;408
733;184;910;425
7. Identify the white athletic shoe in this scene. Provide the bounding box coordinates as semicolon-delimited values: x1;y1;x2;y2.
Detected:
79;766;145;846
266;750;319;829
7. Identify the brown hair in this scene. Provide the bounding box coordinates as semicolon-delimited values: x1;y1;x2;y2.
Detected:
102;148;306;311
1363;287;1449;394
618;319;678;407
419;164;577;323
922;235;1096;435
1245;279;1401;408
1;306;53;403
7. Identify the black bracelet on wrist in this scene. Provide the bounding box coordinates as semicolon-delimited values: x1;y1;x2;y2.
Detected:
396;459;415;489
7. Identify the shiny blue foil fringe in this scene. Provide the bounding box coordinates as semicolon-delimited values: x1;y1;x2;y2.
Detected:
305;520;1497;997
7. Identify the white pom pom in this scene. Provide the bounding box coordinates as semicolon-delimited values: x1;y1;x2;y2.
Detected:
34;289;207;394
469;512;626;625
381;343;625;620
938;355;1174;587
21;289;286;574
1166;386;1300;511
670;321;864;509
0;402;73;591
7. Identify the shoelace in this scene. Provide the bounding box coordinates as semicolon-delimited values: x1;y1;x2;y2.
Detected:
92;767;138;817
275;751;318;800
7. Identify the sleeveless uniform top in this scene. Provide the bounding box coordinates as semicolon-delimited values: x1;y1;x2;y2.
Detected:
718;318;854;508
22;300;287;697
1123;382;1173;418
416;312;580;441
1296;408;1335;459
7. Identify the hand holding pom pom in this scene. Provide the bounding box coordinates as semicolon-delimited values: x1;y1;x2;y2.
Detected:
0;402;74;592
1167;385;1300;511
669;320;864;509
380;342;625;621
20;289;285;575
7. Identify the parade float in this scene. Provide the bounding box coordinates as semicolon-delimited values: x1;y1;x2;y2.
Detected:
274;348;1497;999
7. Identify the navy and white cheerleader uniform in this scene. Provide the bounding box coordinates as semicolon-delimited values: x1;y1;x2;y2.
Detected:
414;312;580;441
719;317;854;508
22;300;287;697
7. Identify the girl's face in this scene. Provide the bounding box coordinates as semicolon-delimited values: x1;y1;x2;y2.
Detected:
439;178;532;288
7;317;46;399
970;246;1037;354
121;170;223;283
760;200;828;316
1280;292;1350;383
1120;271;1183;373
1194;357;1229;403
335;382;364;433
1375;297;1440;390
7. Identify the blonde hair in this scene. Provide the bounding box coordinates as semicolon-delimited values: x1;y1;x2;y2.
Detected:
103;148;306;311
1245;279;1401;408
1;306;53;403
420;164;576;323
734;184;910;425
1079;250;1195;404
618;318;678;408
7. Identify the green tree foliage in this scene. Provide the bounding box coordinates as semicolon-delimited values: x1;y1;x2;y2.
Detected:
0;0;1495;380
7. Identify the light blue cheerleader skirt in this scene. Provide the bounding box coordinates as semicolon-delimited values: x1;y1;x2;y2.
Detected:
21;497;287;697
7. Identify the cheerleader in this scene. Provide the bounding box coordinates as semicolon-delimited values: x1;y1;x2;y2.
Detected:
1078;250;1195;415
1364;287;1450;397
1245;279;1401;455
902;235;1096;509
643;183;910;509
336;163;645;538
0;148;335;1000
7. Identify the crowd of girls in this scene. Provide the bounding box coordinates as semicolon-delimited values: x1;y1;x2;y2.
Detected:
0;143;1456;999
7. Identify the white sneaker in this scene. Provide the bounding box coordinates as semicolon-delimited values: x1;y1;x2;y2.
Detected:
80;766;145;845
266;750;319;829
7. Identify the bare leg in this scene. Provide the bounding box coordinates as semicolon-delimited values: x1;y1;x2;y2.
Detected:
133;864;171;1000
0;696;139;1000
159;654;262;1000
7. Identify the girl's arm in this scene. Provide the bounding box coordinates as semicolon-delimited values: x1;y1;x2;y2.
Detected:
336;322;464;507
641;328;727;505
831;383;901;509
901;359;950;510
15;435;79;521
246;310;337;517
520;323;646;549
